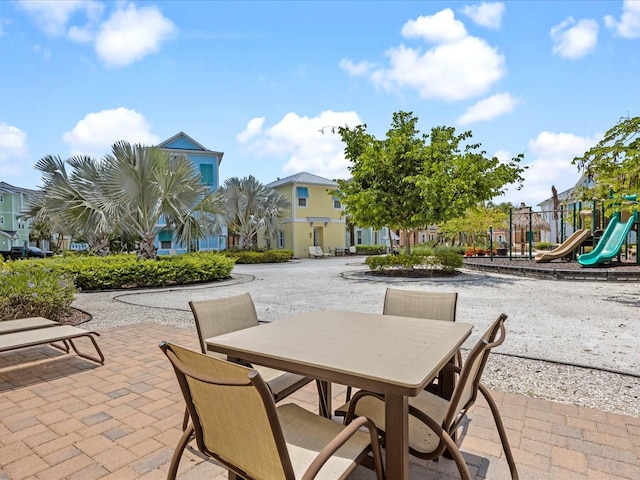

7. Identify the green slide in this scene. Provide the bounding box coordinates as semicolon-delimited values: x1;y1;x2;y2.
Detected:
578;212;637;267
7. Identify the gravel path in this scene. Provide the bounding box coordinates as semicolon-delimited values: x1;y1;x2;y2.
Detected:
72;257;640;418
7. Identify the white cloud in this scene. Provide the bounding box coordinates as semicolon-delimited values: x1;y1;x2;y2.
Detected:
62;107;159;157
0;122;30;183
237;117;265;143
18;0;103;37
239;110;363;180
95;4;176;67
550;17;599;60
339;59;375;76
344;9;505;101
460;2;505;30
372;36;505;101
0;122;28;161
457;92;519;125
496;131;599;206
605;0;640;39
401;9;467;43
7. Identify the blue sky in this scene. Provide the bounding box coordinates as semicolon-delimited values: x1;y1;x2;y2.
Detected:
1;1;639;208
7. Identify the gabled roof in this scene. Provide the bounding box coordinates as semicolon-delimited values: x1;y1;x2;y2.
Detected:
0;181;39;195
157;132;224;163
537;173;592;207
267;172;338;189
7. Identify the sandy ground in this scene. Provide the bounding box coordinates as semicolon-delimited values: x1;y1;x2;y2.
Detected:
78;256;639;376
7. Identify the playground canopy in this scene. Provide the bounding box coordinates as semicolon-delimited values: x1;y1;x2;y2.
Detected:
512;203;551;233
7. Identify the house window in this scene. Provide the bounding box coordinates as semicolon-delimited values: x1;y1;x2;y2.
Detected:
333;196;341;209
159;229;172;249
278;231;284;248
199;164;214;186
297;187;308;208
356;230;362;245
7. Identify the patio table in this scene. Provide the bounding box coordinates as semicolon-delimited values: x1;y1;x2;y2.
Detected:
206;309;473;480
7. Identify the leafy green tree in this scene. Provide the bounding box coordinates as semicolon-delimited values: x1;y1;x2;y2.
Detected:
572;116;640;213
336;111;525;253
218;175;290;249
438;204;508;247
32;141;225;259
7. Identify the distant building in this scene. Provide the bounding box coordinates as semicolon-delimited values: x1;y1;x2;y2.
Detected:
0;182;37;251
155;132;227;254
266;172;345;258
537;174;594;244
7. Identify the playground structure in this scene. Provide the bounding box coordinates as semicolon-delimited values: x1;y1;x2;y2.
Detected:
535;211;592;263
487;199;639;267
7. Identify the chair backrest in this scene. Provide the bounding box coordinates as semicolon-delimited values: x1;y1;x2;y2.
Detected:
383;288;458;322
189;293;260;354
444;313;507;429
160;342;294;480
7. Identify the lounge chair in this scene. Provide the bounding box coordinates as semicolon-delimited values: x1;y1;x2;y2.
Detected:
340;314;518;480
160;341;385;480
0;317;104;365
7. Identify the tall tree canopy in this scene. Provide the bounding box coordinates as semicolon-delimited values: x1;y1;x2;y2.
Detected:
572;116;640;211
218;175;290;249
31;141;225;259
335;111;526;253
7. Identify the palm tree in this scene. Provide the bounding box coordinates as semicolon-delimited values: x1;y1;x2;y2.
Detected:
101;141;225;259
31;154;114;255
32;141;225;260
218;175;290;249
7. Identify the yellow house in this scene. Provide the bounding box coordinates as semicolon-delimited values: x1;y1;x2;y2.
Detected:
266;172;345;258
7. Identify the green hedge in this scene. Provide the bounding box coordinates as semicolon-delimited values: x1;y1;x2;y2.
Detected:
0;268;76;321
221;250;293;263
365;251;463;273
351;244;387;255
3;252;235;291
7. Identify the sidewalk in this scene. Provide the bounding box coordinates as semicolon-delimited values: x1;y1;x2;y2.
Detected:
1;322;638;479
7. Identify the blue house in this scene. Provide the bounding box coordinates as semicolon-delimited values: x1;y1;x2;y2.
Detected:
155;132;227;254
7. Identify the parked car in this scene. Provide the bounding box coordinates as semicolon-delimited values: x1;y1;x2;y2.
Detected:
0;246;54;260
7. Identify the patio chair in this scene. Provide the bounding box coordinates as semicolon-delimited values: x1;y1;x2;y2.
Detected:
160;341;385;480
384;288;460;397
186;293;316;427
341;313;518;480
339;289;459;409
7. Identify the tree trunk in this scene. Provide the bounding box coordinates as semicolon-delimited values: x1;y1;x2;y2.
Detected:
404;229;411;255
138;236;158;260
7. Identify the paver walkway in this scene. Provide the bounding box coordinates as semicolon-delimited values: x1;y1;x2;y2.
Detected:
0;323;638;479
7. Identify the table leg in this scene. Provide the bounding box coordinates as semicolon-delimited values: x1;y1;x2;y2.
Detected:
317;380;332;418
384;393;409;479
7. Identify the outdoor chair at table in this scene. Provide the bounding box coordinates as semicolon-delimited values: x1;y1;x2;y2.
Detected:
160;342;385;480
339;288;459;410
185;293;316;428
340;313;519;480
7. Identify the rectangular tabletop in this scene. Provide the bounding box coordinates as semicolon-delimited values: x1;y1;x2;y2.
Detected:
206;310;472;396
206;310;473;480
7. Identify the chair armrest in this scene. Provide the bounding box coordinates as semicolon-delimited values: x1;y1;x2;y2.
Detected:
344;390;385;424
301;416;381;480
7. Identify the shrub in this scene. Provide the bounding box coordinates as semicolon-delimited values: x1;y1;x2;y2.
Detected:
0;267;76;321
365;251;463;273
222;250;293;263
3;253;235;291
535;242;553;250
353;244;387;255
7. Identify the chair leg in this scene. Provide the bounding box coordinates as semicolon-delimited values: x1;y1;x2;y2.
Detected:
478;384;519;480
182;407;190;431
167;423;194;480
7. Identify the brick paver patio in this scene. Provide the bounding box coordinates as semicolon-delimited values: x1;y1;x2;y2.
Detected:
1;323;638;479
